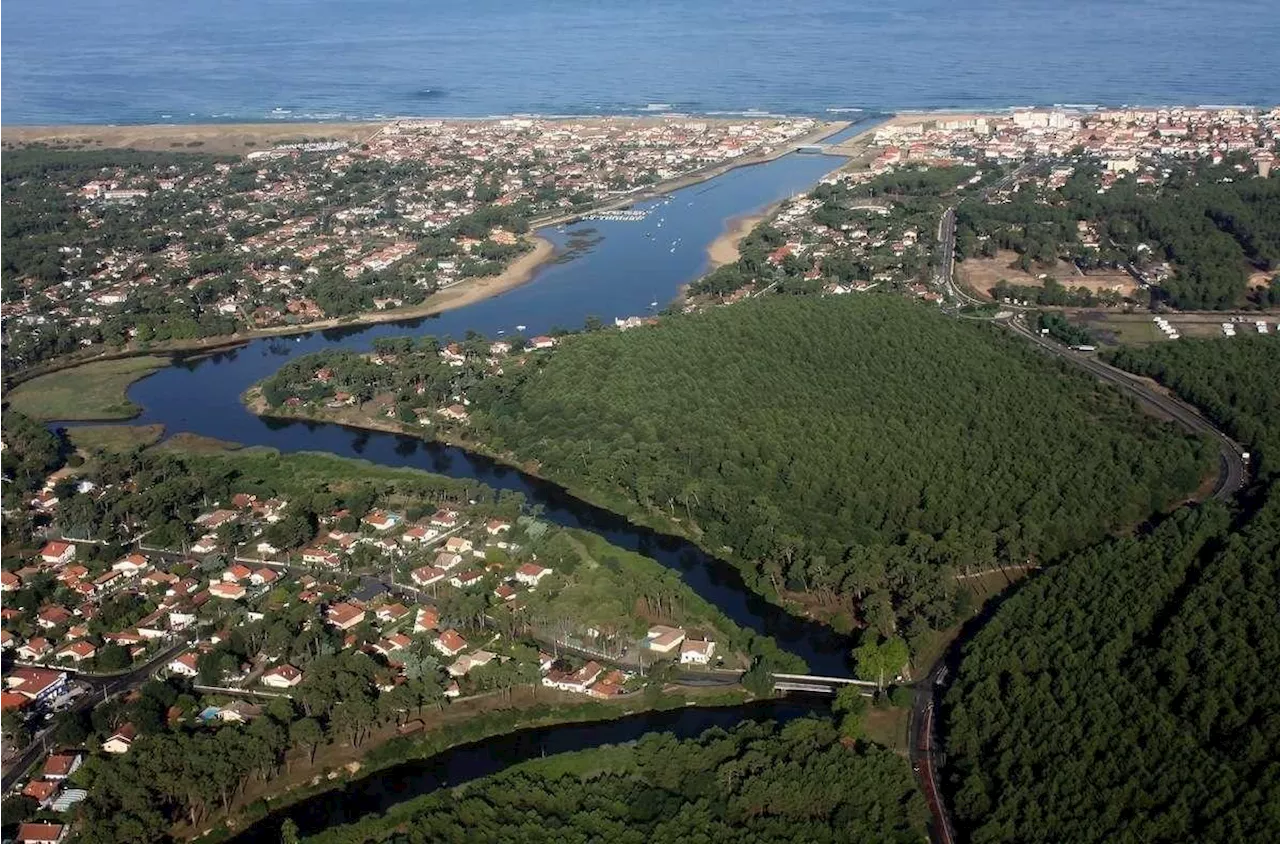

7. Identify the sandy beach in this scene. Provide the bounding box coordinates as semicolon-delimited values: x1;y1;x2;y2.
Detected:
1;122;389;154
707;210;770;269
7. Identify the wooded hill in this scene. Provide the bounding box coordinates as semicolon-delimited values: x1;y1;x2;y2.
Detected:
466;295;1213;642
944;335;1280;843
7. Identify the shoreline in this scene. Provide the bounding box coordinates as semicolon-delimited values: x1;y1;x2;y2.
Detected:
706;206;775;269
4;120;852;384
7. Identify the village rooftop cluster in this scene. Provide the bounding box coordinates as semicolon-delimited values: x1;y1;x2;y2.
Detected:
2;116;820;369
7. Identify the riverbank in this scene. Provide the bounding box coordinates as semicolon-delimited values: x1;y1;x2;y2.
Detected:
706;205;777;269
240;389;834;633
4;355;168;421
203;686;754;842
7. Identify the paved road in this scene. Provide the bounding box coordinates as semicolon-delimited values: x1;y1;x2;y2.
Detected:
911;169;1251;844
1005;316;1248;500
1;639;188;791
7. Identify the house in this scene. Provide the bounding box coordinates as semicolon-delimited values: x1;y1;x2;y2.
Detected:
448;569;484;589
190;535;220;555
18;638;53;661
262;664;303;689
362;510;401;531
530;335;557;349
372;633;412;657
411;565;446;587
447;649;496;677
208;582;247;600
222;564;253;582
168;652;200;677
56;641;97;663
15;822;67;844
23;779;61;809
374;603;410;624
401;524;438;544
6;668;68;703
432;629;468;657
645;625;687;654
438;404;469;422
3;570;24;591
250;568;279;587
40;541;76;565
302;547;342;568
91;569;122;593
679;639;717;665
218;701;262;723
326;602;366;630
443;536;473;554
514;562;551;587
37;607;72;629
494;583;517;602
434;551;464;571
112;553;149;576
42;752;83;780
485;519;512;536
429;509;460;529
0;629;14;649
102;723;137;754
195;509;238;530
542;661;603;694
414;606;440;633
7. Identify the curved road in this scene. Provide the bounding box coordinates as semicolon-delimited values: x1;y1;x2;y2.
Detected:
914;192;1250;844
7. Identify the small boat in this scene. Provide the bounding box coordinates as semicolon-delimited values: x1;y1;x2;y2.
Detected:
649;301;658;308
516;324;527;331
497;329;505;335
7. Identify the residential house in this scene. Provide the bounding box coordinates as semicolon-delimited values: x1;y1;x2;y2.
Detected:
414;606;440;633
514;563;551;587
434;551;464;571
102;723;137;754
447;649;496;677
443;536;473;554
208;582;247;600
326;602;366;630
3;570;23;591
250;568;279;587
429;509;460;529
168;652;200;677
432;629;468;657
485;519;512;536
411;565;446;587
55;641;97;663
261;664;303;689
362;510;401;531
679;639;717;665
23;779;61;809
18;638;53;661
222;564;253;582
111;554;149;576
40;541;76;566
42;753;83;780
448;569;484;589
542;661;603;694
15;822;67;844
645;625;687;654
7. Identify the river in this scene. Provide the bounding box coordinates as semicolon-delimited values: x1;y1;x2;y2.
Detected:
119;121;875;674
68;124;869;841
228;699;827;843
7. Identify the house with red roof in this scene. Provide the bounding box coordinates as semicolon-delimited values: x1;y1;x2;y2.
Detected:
432;629;468;657
15;822;67;844
39;541;75;566
326;602;366;630
168;652;200;677
262;664;303;689
56;640;97;663
515;562;551;587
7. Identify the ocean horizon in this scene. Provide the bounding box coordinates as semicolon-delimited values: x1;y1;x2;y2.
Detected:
4;0;1278;126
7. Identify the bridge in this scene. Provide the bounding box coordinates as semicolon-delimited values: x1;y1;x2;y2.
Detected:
771;673;880;695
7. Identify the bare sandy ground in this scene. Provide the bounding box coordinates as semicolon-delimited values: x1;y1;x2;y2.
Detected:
707;212;768;268
1;122;387;154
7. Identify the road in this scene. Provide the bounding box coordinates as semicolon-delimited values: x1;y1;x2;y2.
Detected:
1;639;188;791
1006;316;1248;500
910;169;1251;844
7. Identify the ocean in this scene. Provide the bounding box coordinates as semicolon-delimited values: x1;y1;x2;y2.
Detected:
3;0;1277;125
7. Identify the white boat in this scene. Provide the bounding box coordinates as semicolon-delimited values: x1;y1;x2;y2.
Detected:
516;324;527;331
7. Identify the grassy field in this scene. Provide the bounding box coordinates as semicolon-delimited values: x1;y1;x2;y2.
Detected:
67;424;165;452
6;356;168;420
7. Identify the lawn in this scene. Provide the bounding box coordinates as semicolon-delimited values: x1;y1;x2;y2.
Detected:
6;356;168;421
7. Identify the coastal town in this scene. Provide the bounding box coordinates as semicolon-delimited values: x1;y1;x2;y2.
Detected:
684;106;1279;324
1;115;825;371
0;435;744;840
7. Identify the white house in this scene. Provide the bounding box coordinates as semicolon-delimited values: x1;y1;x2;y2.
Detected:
514;563;551;587
262;664;303;688
679;639;716;665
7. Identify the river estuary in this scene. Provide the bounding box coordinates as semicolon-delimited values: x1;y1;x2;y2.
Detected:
89;124;872;839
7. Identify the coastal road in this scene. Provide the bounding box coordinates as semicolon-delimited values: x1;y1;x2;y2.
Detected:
1006;315;1248;501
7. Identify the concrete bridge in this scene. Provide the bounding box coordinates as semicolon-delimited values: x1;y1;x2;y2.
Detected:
772;672;880;695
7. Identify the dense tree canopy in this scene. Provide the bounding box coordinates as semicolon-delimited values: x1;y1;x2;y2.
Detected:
944;335;1280;844
467;296;1212;640
303;717;926;844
